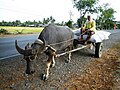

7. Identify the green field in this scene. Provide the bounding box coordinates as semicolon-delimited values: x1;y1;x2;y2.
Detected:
0;26;44;34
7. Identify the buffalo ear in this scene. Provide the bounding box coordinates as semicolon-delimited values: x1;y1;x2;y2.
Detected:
25;43;30;50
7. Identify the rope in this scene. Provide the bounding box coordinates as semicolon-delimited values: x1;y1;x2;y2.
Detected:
48;38;74;46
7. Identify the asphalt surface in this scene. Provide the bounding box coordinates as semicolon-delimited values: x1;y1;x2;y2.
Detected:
0;34;39;60
0;29;120;60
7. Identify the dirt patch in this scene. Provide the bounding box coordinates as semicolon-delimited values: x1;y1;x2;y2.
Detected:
0;43;120;90
61;44;120;90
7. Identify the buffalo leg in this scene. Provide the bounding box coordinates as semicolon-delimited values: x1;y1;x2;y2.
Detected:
42;55;54;80
65;46;72;63
68;52;72;61
65;52;71;63
50;56;55;67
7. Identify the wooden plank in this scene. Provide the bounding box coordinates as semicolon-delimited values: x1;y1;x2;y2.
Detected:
56;45;88;57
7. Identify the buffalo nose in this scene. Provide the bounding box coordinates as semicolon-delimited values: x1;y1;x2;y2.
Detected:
31;70;35;74
26;70;35;74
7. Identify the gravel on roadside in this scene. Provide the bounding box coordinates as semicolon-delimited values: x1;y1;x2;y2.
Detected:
0;30;120;90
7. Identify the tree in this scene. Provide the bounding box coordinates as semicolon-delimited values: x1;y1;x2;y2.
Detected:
77;17;87;27
33;20;38;27
96;4;116;29
1;20;8;26
72;0;99;27
43;18;47;24
15;20;21;26
65;20;73;28
42;16;56;25
49;16;55;23
24;21;32;27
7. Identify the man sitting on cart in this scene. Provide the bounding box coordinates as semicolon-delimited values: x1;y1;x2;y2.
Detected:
80;15;96;45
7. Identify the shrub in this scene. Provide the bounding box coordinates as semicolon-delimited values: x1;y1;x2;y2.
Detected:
65;20;73;28
0;28;9;34
15;29;24;34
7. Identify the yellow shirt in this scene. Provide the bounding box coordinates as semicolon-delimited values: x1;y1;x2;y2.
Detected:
84;20;96;32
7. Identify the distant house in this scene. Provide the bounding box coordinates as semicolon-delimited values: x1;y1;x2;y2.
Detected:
28;24;35;27
38;24;44;27
38;24;48;27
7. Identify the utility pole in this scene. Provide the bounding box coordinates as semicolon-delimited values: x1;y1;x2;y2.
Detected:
69;10;73;21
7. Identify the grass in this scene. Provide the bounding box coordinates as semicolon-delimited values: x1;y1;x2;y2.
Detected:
0;26;44;34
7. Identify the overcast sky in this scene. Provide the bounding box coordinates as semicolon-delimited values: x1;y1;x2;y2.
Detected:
0;0;120;22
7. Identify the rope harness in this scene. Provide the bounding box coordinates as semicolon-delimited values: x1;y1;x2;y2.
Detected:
48;38;74;46
33;38;74;57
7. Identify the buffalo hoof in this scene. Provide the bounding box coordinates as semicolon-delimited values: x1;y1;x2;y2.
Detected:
41;74;48;81
65;59;70;63
50;63;55;68
31;70;35;74
26;70;35;75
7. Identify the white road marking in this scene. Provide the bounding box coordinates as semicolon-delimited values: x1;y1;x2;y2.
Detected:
0;54;20;60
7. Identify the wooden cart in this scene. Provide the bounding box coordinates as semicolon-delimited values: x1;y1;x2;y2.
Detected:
56;39;103;58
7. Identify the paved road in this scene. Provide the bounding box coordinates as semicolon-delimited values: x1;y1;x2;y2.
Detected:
0;34;39;60
0;29;120;60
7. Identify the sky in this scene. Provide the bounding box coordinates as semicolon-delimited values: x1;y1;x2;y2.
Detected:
0;0;120;23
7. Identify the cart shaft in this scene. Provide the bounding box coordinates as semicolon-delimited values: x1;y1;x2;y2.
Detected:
56;45;88;57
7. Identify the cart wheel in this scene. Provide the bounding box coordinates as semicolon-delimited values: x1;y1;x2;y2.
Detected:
73;39;79;48
95;42;103;58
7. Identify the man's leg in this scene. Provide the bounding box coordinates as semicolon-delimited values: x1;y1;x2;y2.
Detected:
80;28;85;40
84;31;95;45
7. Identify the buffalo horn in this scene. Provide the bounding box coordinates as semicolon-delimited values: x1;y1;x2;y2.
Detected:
15;40;32;56
34;39;43;45
36;38;46;53
42;38;46;47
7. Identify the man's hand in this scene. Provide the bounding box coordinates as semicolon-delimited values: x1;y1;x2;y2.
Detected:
87;28;92;31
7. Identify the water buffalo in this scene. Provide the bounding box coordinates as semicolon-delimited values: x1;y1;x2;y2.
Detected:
15;24;74;80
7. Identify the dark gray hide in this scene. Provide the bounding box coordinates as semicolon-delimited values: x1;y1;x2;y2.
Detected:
39;24;74;80
15;24;74;77
38;24;74;51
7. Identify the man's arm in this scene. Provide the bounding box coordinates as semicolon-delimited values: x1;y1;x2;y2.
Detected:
89;21;96;32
